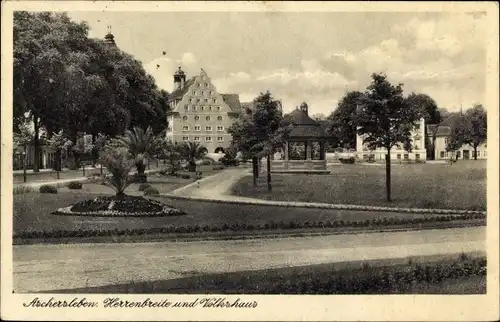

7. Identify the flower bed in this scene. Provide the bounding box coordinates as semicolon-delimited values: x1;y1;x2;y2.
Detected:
52;195;186;217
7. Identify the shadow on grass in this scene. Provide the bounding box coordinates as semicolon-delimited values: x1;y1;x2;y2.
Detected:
41;253;486;295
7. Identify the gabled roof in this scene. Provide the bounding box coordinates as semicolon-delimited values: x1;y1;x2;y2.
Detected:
168;77;196;101
427;124;452;137
221;94;242;114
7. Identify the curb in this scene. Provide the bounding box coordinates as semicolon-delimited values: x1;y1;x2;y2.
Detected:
160;193;486;215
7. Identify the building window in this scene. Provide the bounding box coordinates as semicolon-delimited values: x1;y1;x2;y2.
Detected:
194;125;201;131
217;116;223;121
210;91;214;95
194;136;200;142
184;105;188;110
440;151;445;158
194;115;200;121
456;151;461;158
217;125;224;132
397;154;401;160
217;106;221;111
192;90;196;95
414;124;420;130
484;151;487;157
197;98;201;103
217;137;224;142
201;106;204;111
205;136;212;142
192;106;198;111
404;154;409;160
205;83;209;88
182;116;188;121
201;90;204;95
182;126;189;131
414;145;419;150
190;98;195;103
209;106;212;111
415;154;420;160
197;83;201;87
182;136;189;141
213;98;217;103
363;154;369;160
206;116;211;121
205;98;209;103
206;126;212;131
444;137;448;145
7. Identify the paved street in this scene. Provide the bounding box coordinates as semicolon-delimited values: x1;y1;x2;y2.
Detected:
13;226;484;293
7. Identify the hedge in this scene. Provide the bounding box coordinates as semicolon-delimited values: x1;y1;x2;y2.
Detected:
67;182;83;190
39;185;57;194
262;255;486;294
14;213;485;240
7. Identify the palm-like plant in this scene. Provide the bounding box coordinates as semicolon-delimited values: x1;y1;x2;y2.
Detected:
99;147;135;196
115;126;164;177
181;142;207;171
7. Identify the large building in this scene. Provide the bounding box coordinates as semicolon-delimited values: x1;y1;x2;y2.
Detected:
427;115;487;160
166;67;242;153
356;118;427;161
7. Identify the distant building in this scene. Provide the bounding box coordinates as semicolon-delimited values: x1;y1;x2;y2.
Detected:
356;118;427;162
427;115;487;160
166;67;243;153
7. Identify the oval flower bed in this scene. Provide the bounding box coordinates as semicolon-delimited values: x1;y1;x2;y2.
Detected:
52;195;186;217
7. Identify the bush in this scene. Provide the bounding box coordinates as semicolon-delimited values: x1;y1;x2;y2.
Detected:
181;174;191;179
39;185;57;194
67;181;83;190
138;183;152;191
339;157;355;164
144;187;159;196
13;186;34;195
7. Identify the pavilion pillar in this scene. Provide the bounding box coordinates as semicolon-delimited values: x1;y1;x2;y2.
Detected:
306;140;312;160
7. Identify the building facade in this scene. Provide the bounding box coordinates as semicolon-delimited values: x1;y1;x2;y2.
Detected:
166;67;242;153
427;121;487;160
356;118;427;161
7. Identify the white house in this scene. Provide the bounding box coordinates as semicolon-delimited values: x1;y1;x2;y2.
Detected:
356;118;427;161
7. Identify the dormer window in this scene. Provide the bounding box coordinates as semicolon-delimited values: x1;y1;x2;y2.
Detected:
217;106;221;111
192;90;196;95
217;116;223;121
212;98;217;103
183;116;188;121
206;116;211;121
194;115;200;121
201;90;204;95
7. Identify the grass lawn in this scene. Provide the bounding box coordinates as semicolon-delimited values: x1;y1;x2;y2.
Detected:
47;253;486;294
230;161;486;210
14;191;466;237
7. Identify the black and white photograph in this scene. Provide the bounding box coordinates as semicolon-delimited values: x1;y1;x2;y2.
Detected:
1;1;498;321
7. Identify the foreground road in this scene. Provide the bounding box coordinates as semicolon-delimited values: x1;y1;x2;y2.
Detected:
13;227;484;293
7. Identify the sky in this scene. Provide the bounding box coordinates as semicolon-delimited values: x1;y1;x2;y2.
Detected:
67;11;487;115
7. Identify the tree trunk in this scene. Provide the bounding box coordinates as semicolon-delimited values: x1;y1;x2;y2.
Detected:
385;151;391;202
252;157;257;187
55;149;62;171
91;133;97;167
33;116;40;172
473;146;478;160
267;154;272;191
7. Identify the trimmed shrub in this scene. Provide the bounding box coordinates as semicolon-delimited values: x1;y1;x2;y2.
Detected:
181;174;191;179
339;157;355;164
138;183;152;191
39;185;57;194
144;187;159;196
67;181;83;190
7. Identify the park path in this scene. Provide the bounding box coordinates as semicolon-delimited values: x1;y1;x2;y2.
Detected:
168;167;255;201
12;227;485;292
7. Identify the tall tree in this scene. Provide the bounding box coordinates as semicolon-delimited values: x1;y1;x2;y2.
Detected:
325;91;363;149
357;73;424;201
228;91;289;190
14;12;90;171
463;105;487;160
406;93;441;160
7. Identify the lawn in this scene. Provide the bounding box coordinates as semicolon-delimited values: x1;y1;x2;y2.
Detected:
46;253;486;294
14;191;470;238
230;161;486;211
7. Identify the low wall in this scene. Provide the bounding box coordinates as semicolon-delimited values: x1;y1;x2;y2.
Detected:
272;159;327;170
